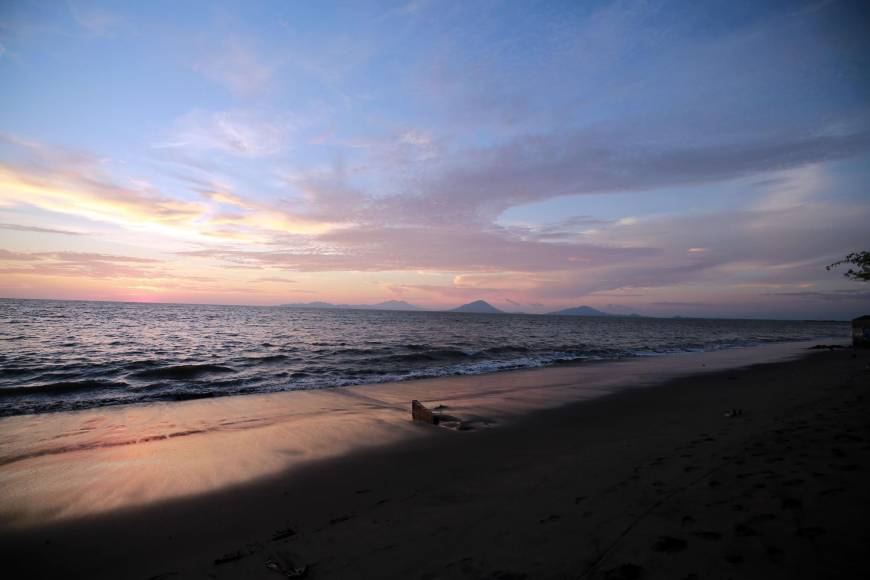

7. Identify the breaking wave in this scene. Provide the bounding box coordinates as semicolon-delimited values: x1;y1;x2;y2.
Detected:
0;298;849;416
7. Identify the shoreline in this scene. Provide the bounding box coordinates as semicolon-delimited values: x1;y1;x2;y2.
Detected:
1;308;849;418
0;340;835;528
1;341;868;578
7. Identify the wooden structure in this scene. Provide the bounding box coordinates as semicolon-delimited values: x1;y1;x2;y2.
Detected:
853;316;870;348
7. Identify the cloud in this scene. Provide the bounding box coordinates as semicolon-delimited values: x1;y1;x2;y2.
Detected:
764;289;870;302
398;129;870;224
0;250;163;278
254;276;298;284
3;1;869;316
177;225;656;273
0;249;33;261
502;215;615;242
0;159;205;233
301;161;866;305
0;136;336;240
0;222;84;235
162;152;869;311
159;110;291;157
4;123;866;315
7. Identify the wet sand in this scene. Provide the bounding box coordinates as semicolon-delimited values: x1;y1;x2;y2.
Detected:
1;343;868;578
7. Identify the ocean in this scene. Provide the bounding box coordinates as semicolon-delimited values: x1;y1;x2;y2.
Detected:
0;299;848;417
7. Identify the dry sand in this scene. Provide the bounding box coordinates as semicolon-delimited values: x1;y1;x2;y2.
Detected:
1;344;868;579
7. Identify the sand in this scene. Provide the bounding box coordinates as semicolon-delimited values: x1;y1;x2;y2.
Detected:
1;343;868;579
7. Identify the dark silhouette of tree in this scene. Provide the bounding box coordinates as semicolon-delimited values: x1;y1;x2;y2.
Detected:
827;251;870;281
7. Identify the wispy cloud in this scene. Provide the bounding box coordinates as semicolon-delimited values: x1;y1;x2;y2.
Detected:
159;109;292;157
176;226;657;273
0;136;335;240
0;250;163;278
0;159;205;233
0;222;85;235
764;289;870;302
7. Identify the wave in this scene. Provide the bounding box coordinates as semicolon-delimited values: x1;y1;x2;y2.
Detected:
0;379;128;397
478;345;532;356
128;364;236;380
373;348;473;364
330;347;388;356
244;354;290;364
0;300;847;418
0;367;37;377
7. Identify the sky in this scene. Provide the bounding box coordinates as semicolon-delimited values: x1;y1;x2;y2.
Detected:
1;0;869;319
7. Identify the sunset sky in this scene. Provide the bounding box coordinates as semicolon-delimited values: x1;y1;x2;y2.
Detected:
1;0;868;318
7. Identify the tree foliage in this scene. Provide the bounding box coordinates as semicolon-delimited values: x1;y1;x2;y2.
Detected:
827;251;870;282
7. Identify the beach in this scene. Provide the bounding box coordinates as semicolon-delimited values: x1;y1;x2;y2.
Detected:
4;1;869;578
1;342;868;579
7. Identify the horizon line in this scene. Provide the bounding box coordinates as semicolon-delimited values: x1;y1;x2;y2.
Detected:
0;295;855;322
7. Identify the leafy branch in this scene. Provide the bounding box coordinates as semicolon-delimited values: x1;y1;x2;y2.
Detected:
827;251;870;282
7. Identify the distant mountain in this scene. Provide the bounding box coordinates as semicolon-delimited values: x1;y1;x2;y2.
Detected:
450;300;504;314
278;300;425;312
548;305;616;317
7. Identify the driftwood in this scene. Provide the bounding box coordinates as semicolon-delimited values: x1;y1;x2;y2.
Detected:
411;400;466;428
411;400;438;424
